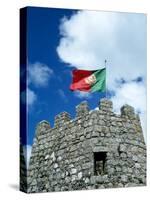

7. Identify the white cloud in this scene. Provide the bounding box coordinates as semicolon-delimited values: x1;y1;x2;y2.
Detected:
20;88;37;107
27;88;37;106
26;62;53;109
28;62;53;87
57;11;146;88
74;91;92;99
57;10;147;140
94;107;99;111
23;145;32;168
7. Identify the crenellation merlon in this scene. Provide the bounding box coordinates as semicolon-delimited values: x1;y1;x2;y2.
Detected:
36;120;51;136
120;104;135;119
76;101;89;118
99;98;113;112
54;112;71;127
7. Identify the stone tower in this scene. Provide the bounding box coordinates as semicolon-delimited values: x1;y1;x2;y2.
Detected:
26;98;146;193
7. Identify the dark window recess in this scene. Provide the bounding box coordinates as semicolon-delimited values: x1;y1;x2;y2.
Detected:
94;152;107;175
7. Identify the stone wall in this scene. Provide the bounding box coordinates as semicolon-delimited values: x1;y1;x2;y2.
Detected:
27;98;146;193
20;144;27;192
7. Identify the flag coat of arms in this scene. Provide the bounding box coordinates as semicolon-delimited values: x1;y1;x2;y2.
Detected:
70;68;106;92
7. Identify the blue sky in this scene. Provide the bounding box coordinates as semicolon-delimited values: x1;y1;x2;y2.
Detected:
26;7;106;146
23;7;146;164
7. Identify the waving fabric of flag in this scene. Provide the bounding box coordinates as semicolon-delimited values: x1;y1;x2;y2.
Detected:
70;68;106;92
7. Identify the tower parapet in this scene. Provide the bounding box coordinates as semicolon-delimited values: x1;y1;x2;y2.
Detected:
27;98;146;193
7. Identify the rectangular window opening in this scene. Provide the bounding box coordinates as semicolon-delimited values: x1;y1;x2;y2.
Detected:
94;152;107;176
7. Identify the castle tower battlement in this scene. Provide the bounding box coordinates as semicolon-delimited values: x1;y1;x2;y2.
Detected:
27;98;146;193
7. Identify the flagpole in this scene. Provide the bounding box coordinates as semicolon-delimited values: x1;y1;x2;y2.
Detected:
104;59;107;100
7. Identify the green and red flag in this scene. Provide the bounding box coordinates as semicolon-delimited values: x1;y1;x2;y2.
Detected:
70;68;106;92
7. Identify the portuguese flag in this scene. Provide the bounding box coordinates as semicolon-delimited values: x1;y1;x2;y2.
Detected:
70;68;106;92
